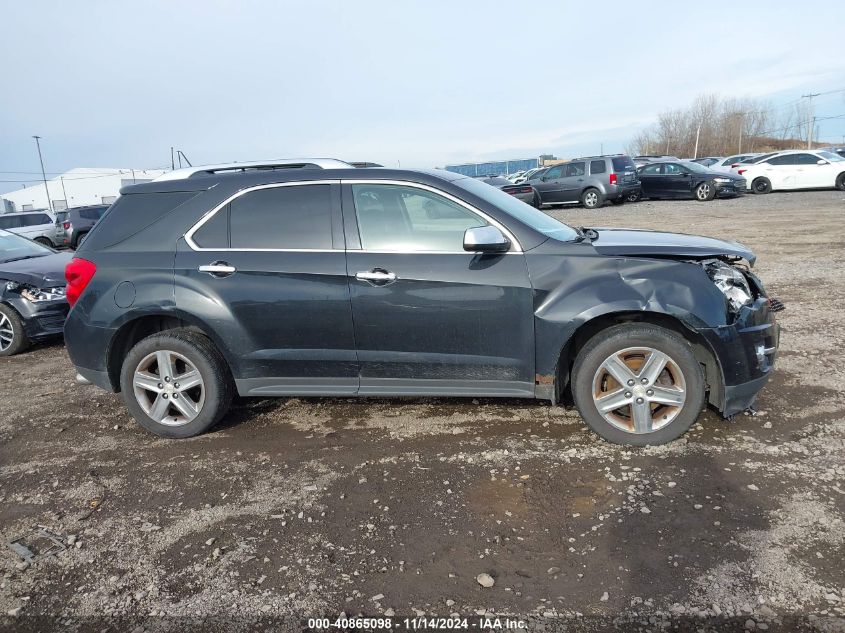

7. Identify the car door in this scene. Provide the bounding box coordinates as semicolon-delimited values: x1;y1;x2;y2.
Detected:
559;161;587;202
793;152;831;188
662;163;692;197
175;181;360;395
758;154;796;189
637;163;664;197
533;165;565;203
342;180;536;396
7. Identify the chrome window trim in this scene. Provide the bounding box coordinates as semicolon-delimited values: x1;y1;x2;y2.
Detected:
184;180;341;252
183;178;523;254
343;179;523;253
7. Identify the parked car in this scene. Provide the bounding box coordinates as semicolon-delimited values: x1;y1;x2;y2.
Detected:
476;176;537;205
527;155;640;209
734;150;845;193
0;211;58;247
819;147;845;159
512;166;546;184
55;204;111;248
0;229;71;356
637;161;746;201
709;154;762;173
63;159;780;446
690;157;723;167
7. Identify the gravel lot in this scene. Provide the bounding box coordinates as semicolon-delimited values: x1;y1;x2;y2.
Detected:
1;190;843;632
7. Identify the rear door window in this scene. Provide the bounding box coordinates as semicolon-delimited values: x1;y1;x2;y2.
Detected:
565;162;586;177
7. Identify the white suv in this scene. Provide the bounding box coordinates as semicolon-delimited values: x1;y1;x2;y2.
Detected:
734;150;845;193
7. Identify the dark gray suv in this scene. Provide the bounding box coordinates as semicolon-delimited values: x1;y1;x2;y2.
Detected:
64;159;779;446
528;154;640;208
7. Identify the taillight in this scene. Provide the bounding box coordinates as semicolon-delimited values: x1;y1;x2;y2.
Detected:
738;169;746;176
65;258;97;307
503;186;533;196
609;173;618;185
63;221;71;230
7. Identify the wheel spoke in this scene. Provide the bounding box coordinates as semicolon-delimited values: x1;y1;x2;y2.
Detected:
631;399;653;433
134;371;162;393
156;351;175;381
601;354;637;386
638;350;668;385
174;369;202;391
148;394;171;422
170;394;199;421
595;388;632;413
648;385;685;407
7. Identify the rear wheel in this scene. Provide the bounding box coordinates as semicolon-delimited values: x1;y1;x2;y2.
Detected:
581;188;603;209
34;237;52;247
571;324;705;446
751;177;771;194
532;193;542;208
694;181;716;201
836;172;845;191
75;232;89;248
0;304;30;357
120;330;234;438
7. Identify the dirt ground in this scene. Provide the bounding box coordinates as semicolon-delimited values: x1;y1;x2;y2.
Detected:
0;190;843;632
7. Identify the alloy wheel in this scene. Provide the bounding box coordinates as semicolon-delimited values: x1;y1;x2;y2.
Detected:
584;192;598;207
0;313;14;352
591;346;687;434
696;183;711;200
133;350;205;426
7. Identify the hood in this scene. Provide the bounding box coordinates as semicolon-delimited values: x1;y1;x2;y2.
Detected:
589;228;756;266
0;252;73;288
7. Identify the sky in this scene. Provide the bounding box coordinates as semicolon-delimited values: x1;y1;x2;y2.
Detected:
1;0;844;195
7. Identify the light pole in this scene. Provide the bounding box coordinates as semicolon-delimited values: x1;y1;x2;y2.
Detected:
32;135;53;213
801;93;820;149
693;122;702;159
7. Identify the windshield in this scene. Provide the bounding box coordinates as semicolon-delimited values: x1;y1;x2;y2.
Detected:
683;161;712;174
455;177;579;242
0;230;53;262
818;151;844;162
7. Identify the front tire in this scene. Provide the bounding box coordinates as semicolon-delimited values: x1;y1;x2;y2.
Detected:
581;188;603;209
571;324;705;446
119;330;234;438
751;177;771;194
835;172;845;191
694;181;716;201
0;304;30;356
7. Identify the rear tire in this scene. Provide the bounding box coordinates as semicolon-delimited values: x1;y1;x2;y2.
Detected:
694;181;716;201
836;172;845;191
75;232;88;248
571;323;705;446
119;330;234;438
34;237;52;247
751;177;771;194
0;304;30;357
532;193;542;208
581;188;603;209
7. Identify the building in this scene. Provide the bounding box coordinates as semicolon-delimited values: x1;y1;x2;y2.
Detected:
444;158;540;178
0;167;169;213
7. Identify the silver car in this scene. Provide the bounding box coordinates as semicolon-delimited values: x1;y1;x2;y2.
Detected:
0;211;58;247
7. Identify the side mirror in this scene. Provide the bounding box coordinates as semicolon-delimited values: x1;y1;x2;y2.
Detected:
464;225;510;253
817;159;828;165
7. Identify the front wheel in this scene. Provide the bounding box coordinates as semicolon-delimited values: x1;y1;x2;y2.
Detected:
835;172;845;191
694;181;716;201
581;188;604;209
571;324;705;446
0;305;30;356
119;330;234;438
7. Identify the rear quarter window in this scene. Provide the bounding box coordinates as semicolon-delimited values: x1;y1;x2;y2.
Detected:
80;192;199;251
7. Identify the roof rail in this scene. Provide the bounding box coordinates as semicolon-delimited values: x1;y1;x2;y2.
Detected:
153;158;353;182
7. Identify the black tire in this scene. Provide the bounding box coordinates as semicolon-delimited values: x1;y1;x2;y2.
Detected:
694;181;716;202
0;303;31;357
532;193;542;208
119;329;234;438
74;232;88;248
751;177;771;194
571;323;706;446
627;190;642;203
34;237;52;247
581;188;604;209
836;172;845;192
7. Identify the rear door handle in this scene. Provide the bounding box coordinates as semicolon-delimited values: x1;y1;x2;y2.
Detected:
198;261;236;278
356;269;397;284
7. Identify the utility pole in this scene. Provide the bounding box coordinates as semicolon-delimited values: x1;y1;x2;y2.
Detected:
60;177;69;209
171;146;175;170
801;93;820;149
32;135;53;213
693;123;701;159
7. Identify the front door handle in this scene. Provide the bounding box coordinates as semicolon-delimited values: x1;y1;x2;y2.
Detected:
356;269;397;284
198;261;236;278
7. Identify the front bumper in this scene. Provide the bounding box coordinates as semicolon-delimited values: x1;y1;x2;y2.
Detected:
714;179;746;197
698;297;780;417
7;297;69;341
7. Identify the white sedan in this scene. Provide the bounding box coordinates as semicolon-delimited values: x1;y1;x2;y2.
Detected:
734;150;845;193
710;154;762;173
